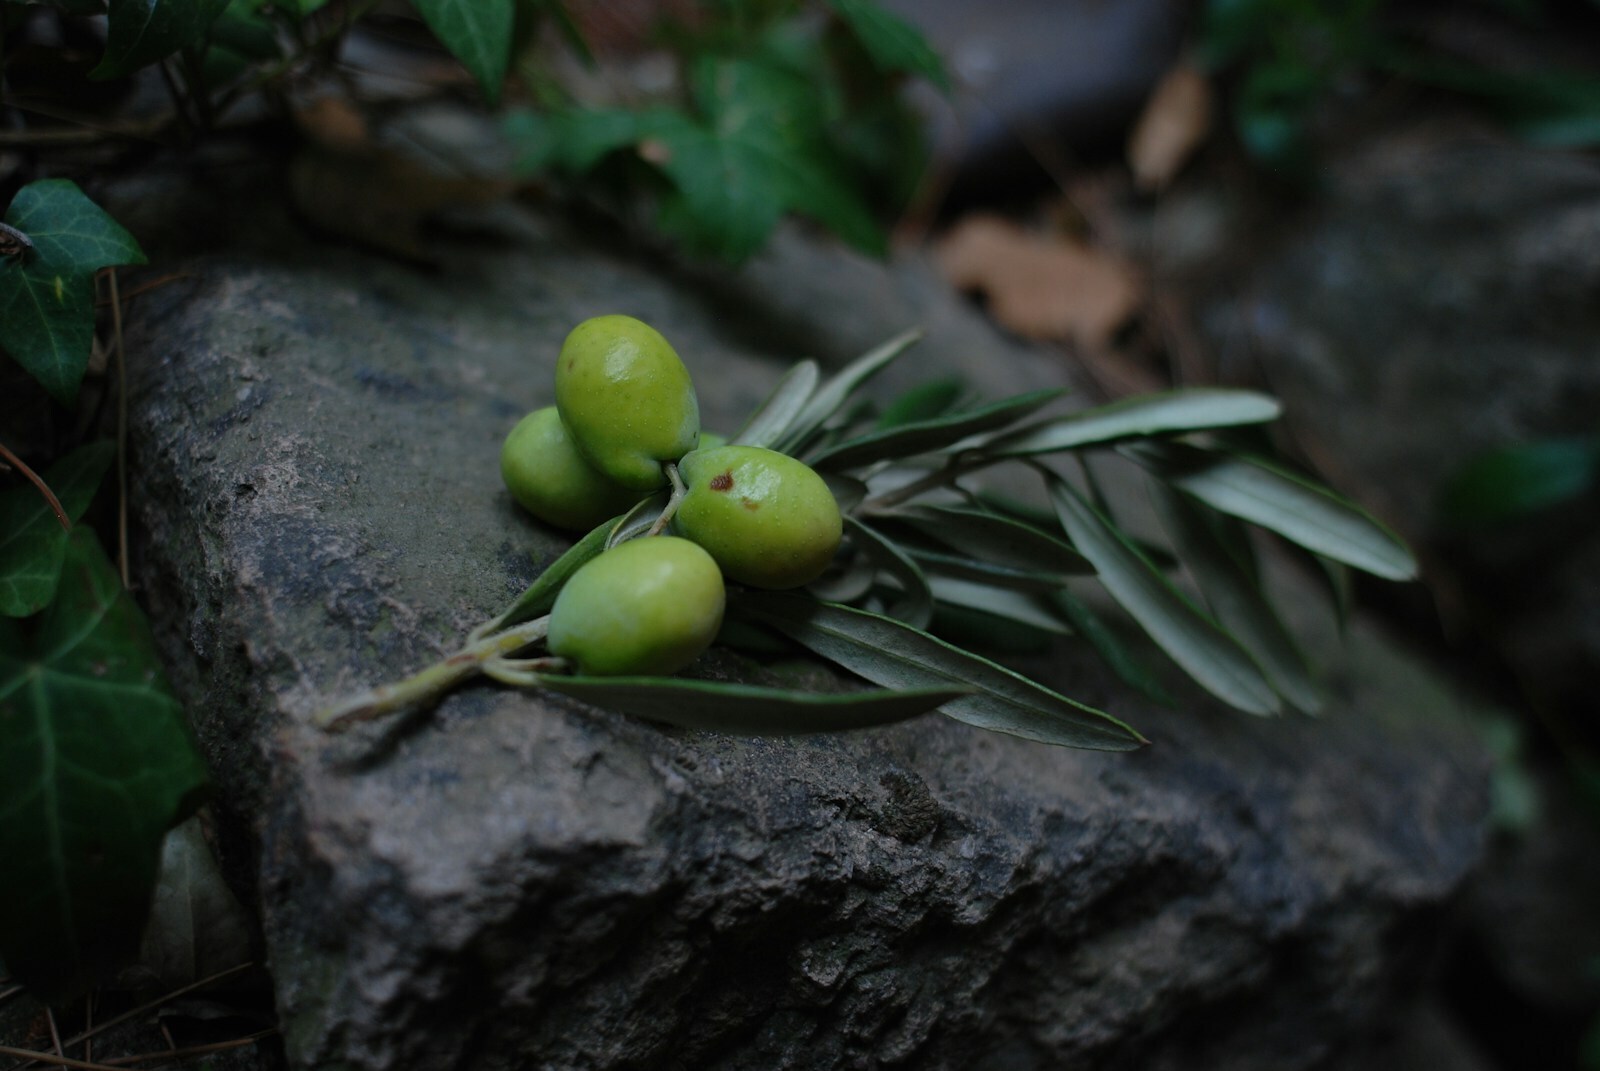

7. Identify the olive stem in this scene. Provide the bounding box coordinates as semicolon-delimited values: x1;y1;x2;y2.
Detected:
481;654;570;687
313;615;551;731
646;461;688;537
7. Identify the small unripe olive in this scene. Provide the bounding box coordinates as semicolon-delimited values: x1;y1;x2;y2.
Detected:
547;536;725;676
675;445;843;590
555;315;700;491
500;407;643;531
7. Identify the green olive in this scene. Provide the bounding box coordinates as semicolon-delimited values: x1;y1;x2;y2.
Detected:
500;407;643;531
674;445;843;590
546;536;725;676
554;315;700;491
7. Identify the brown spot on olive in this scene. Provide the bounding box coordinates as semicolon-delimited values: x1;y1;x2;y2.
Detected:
710;471;734;492
741;499;760;511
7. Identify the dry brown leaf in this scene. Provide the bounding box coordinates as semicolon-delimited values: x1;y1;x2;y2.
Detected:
1127;62;1214;193
935;214;1143;349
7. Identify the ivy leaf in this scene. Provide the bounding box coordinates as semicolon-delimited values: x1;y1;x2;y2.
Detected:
0;441;116;617
1131;442;1419;581
734;591;1146;750
822;0;950;90
981;388;1282;458
0;180;147;406
808;388;1065;470
0;527;209;1003
539;675;965;734
412;0;515;104
91;0;230;79
1048;475;1281;716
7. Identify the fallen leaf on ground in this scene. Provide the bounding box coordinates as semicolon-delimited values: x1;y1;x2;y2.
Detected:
1127;62;1213;193
935;214;1143;348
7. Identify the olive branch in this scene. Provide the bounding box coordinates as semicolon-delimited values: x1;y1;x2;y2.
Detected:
315;329;1416;747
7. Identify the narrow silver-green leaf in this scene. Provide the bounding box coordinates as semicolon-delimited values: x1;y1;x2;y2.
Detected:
1051;587;1175;705
539;675;965;734
1151;482;1323;714
982;388;1283;457
808;388;1065;470
776;328;923;453
882;503;1094;576
1133;443;1418;580
730;359;820;448
822;471;868;513
845;516;932;628
901;547;1066;591
734;592;1146;750
606;490;670;549
485;520;612;631
1048;476;1280;715
925;574;1073;634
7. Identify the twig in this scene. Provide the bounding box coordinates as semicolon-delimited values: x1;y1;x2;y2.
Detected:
95;274;191;307
314;615;553;730
0;441;68;530
39;963;256;1061
98;1029;277;1067
0;1047;120;1071
46;1008;64;1060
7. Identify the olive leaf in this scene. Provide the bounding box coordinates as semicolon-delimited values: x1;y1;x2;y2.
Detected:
808;388;1065;470
733;591;1146;750
480;519;613;633
878;502;1094;576
843;516;933;628
981;388;1283;457
924;574;1074;635
899;545;1069;592
875;378;965;428
1129;441;1418;580
1050;586;1175;705
539;676;966;734
1048;475;1280;716
729;359;820;448
1150;481;1322;714
776;328;923;453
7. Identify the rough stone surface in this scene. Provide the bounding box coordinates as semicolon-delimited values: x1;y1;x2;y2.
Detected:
117;177;1488;1070
1191;120;1600;713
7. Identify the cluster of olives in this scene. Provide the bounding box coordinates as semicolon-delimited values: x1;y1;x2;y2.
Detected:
501;315;843;677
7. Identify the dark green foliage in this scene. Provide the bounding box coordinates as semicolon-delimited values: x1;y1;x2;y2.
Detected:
0;441;115;616
505;3;944;262
1437;435;1600;526
0;528;209;1003
0;180;146;407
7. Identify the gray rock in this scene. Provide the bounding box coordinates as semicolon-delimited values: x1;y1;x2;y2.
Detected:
1192;119;1600;716
119;185;1487;1069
